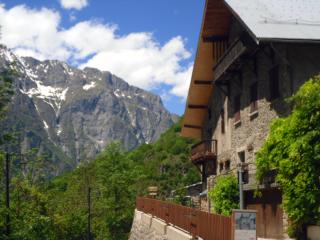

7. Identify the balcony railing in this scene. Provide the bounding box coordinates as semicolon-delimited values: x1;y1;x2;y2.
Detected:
213;38;247;82
191;140;217;163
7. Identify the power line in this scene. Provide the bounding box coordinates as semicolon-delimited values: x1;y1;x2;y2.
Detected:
5;151;11;237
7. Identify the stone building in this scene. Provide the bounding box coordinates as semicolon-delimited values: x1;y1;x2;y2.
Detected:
181;0;320;239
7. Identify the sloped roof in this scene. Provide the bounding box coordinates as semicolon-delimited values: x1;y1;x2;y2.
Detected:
225;0;320;42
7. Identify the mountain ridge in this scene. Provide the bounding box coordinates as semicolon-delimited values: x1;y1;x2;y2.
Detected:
0;45;178;175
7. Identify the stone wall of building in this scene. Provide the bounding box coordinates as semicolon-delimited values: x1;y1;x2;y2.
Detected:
129;210;193;240
202;32;320;239
205;42;320;186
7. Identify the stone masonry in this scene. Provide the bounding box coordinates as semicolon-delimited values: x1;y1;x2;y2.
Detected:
201;18;320;240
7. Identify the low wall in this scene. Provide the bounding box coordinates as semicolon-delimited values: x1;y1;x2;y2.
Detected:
308;225;320;240
129;209;193;240
135;197;231;240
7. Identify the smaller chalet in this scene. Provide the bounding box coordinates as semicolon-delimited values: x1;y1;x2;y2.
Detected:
182;0;320;239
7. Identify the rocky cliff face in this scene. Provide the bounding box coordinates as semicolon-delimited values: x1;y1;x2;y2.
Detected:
0;45;177;174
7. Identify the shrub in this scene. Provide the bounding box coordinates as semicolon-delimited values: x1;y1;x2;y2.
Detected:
208;175;239;216
256;76;320;237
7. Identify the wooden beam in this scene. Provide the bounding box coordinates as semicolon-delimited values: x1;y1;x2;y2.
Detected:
188;104;208;109
184;124;202;130
214;79;229;86
203;35;228;42
194;80;213;85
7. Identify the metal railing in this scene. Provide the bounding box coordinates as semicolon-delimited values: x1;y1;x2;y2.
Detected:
136;197;231;240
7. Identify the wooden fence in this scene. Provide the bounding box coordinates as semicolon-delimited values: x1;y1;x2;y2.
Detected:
136;197;232;240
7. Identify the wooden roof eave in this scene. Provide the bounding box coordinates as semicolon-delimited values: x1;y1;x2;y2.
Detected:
181;0;232;140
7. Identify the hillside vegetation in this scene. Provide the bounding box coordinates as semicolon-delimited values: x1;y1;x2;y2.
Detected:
0;119;200;239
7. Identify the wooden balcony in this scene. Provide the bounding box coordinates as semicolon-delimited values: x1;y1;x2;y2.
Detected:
213;34;257;82
213;38;247;81
191;140;217;164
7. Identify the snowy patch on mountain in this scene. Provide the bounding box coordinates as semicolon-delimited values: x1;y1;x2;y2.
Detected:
57;125;62;136
83;82;96;90
0;47;15;63
114;89;121;98
61;88;69;101
43;120;49;129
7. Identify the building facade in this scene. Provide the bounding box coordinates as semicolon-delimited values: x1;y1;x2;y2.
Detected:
182;0;320;239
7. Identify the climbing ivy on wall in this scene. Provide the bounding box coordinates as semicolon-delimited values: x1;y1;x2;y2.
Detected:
208;175;239;216
256;76;320;237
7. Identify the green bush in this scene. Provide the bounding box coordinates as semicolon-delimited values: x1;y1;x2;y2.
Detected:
208;175;239;216
256;76;320;237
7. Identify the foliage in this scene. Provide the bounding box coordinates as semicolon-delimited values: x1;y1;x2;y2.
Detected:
256;76;320;237
0;68;15;119
0;66;16;148
208;175;239;216
0;119;200;239
9;178;56;240
94;143;142;239
129;119;199;198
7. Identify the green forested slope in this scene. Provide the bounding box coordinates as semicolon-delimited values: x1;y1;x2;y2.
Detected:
0;119;200;239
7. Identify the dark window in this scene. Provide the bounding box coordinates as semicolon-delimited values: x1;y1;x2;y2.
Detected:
242;170;249;184
225;160;231;171
238;71;243;89
269;65;280;100
250;82;258;113
238;151;248;183
206;161;216;176
220;108;225;133
234;94;241;123
239;151;245;163
219;162;224;173
253;57;258;76
208;108;212;120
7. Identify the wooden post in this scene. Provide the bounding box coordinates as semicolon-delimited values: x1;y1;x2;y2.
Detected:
87;187;91;240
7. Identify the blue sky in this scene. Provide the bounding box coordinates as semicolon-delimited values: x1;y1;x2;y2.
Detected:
0;0;205;115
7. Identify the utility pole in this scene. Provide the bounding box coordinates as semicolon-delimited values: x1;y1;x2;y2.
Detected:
5;151;10;237
87;186;91;240
238;163;244;210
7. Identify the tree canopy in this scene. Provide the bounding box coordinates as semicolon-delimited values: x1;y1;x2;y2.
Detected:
1;119;200;239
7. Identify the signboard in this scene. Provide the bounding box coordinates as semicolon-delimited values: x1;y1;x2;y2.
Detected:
148;186;158;198
232;210;257;240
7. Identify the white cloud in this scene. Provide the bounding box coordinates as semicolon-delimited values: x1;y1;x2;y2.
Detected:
0;5;68;60
60;0;88;10
0;4;192;99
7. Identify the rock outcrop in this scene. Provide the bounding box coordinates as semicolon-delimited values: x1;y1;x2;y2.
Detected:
0;45;177;175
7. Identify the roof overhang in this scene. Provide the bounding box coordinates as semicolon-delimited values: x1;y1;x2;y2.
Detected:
181;0;232;139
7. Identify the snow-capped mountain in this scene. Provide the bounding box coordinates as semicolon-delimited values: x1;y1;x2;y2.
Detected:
0;45;177;175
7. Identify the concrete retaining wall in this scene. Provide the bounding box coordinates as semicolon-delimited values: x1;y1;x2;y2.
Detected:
129;209;193;240
308;225;320;240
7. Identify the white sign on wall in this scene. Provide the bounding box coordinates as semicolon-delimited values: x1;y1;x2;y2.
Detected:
232;210;257;240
